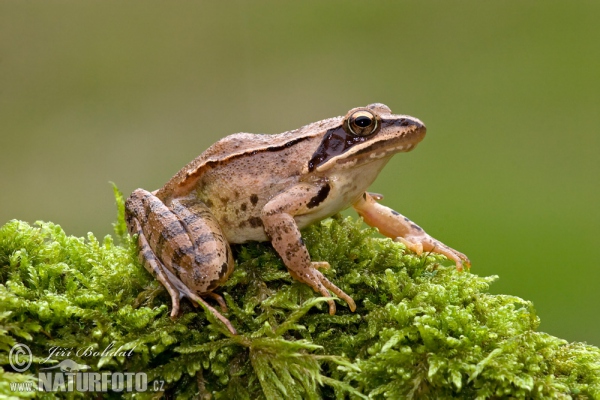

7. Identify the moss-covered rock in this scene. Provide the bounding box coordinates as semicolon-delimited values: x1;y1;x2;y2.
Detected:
0;189;599;399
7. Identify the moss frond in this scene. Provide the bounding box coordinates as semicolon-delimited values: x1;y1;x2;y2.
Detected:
0;188;598;398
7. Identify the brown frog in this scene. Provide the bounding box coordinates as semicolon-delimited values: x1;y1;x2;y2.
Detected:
125;103;470;334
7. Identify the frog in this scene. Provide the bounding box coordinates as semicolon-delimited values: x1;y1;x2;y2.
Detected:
125;103;470;334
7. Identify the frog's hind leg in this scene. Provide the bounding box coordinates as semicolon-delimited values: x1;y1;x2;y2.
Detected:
125;189;236;334
167;198;236;331
133;215;235;334
127;214;184;315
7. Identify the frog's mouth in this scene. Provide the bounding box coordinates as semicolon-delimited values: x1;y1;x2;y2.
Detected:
309;116;426;172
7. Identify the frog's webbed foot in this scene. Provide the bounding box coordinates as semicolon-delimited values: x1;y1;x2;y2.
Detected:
353;192;471;270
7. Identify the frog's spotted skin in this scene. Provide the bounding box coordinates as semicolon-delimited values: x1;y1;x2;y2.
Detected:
125;103;470;334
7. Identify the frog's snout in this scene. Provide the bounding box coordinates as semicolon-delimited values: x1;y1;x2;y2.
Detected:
401;117;425;131
395;116;426;142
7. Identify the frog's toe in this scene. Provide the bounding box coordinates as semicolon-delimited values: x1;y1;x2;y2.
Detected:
296;266;355;314
456;253;471;271
187;293;237;335
312;261;330;270
206;292;228;312
326;298;337;315
342;295;357;313
395;237;424;255
431;244;471;271
454;260;464;272
434;246;471;272
314;270;356;313
169;298;181;319
312;276;337;314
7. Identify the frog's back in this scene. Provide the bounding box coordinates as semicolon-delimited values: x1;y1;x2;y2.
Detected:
156;116;341;200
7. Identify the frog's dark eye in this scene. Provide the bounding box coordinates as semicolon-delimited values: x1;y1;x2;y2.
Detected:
345;110;379;136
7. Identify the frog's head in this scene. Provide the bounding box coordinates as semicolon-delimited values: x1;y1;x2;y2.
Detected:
307;103;426;173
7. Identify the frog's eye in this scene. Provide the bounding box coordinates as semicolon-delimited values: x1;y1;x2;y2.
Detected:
345;110;379;136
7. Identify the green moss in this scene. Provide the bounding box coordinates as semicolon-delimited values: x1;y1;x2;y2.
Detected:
0;188;599;399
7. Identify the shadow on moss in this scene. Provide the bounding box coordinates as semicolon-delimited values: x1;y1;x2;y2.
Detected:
0;188;599;399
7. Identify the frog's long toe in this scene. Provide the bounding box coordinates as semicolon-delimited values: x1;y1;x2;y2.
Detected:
451;252;471;271
188;293;237;335
425;240;471;271
169;296;181;318
395;237;424;255
206;292;228;312
312;268;356;314
163;268;237;334
313;276;336;314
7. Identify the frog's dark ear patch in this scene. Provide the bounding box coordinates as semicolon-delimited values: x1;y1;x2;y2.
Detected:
308;127;345;172
308;122;378;172
308;125;371;172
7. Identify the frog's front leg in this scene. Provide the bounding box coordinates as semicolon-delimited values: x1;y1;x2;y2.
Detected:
353;192;470;270
261;183;356;315
125;189;236;334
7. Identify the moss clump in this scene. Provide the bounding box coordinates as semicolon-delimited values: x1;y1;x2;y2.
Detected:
0;189;599;399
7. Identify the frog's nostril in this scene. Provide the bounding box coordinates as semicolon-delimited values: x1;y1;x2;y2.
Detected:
404;118;425;130
399;118;422;128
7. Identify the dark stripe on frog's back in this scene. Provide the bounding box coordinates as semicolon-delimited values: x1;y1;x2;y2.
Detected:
176;136;310;191
155;116;344;200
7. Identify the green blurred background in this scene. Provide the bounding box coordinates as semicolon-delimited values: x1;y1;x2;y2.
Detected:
1;2;598;345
